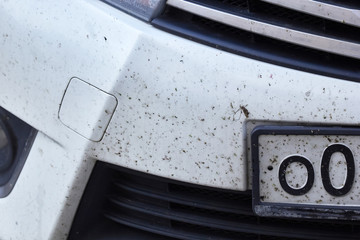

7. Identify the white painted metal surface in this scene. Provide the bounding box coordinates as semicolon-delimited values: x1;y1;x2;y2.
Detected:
59;78;117;142
0;132;92;240
0;0;359;238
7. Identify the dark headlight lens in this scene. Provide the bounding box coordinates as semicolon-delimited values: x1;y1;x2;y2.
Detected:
0;120;13;172
0;107;36;197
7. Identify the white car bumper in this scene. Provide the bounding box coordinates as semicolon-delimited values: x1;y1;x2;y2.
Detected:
0;0;359;239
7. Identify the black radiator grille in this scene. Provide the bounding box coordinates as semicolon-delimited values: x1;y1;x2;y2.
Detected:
152;0;360;82
69;162;360;240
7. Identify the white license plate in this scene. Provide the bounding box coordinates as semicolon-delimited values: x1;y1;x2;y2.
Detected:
252;126;360;220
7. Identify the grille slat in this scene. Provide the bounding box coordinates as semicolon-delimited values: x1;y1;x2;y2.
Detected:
259;0;360;27
105;211;240;240
317;0;360;9
107;196;259;234
113;180;253;215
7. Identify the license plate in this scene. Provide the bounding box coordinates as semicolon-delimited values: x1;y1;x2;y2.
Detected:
252;126;360;220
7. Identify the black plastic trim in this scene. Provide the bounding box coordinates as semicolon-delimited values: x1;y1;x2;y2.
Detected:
69;161;360;240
